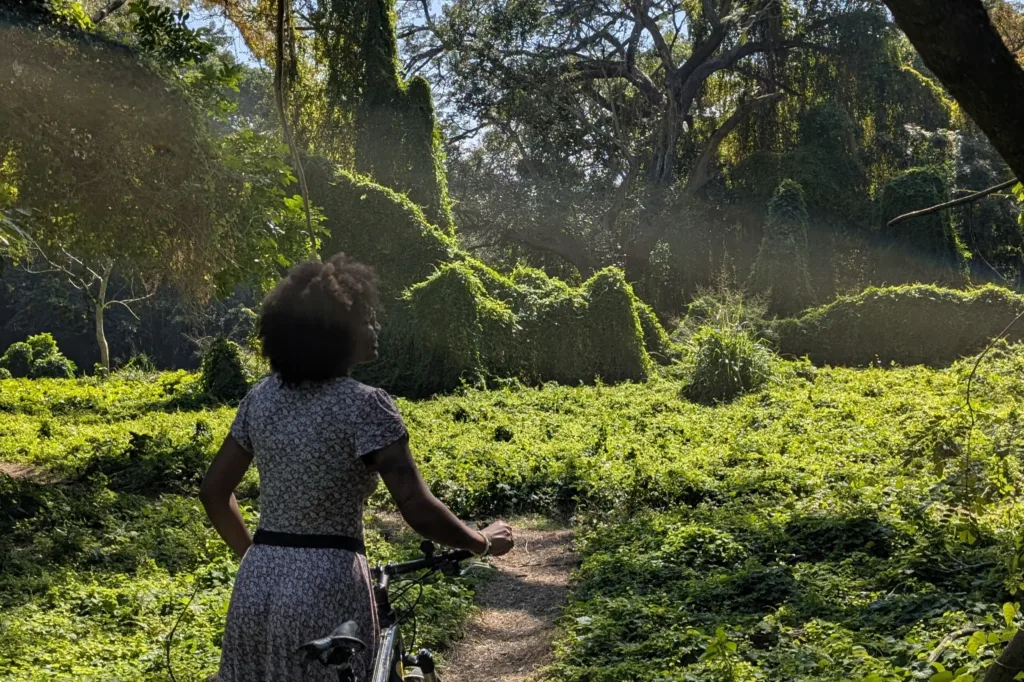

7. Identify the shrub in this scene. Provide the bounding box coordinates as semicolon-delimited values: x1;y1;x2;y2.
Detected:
0;342;33;378
393;262;520;395
30;355;75;379
519;268;653;387
775;284;1024;367
1;333;77;379
682;326;775;405
635;300;677;364
0;368;11;379
747;180;815;317
199;338;249;403
25;332;58;360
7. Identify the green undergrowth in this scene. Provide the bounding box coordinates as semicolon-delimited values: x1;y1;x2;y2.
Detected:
4;348;1024;679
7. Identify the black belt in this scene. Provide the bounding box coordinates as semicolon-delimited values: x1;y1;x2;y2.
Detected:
252;529;366;554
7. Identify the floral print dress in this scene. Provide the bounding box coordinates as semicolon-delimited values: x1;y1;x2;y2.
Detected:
217;376;408;682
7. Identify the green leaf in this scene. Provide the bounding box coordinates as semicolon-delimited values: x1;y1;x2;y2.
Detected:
1005;603;1017;627
967;630;987;655
930;672;954;682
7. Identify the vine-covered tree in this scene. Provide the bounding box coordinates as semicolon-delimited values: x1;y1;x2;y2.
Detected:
877;167;968;287
747;179;814;316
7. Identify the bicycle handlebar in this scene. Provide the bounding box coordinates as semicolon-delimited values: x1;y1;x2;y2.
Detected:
383;546;475;577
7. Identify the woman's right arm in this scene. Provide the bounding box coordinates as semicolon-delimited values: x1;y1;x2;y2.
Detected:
365;438;513;556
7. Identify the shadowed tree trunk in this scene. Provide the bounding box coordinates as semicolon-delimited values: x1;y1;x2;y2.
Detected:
882;0;1024;182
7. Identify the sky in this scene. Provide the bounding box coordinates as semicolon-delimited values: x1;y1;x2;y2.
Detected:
185;4;259;65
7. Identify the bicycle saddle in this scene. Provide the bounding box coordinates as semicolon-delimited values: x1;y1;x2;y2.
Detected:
297;620;367;667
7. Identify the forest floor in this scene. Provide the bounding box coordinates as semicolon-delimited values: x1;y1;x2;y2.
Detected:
442;518;576;682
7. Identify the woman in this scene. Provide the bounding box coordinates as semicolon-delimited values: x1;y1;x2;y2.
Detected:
200;254;514;681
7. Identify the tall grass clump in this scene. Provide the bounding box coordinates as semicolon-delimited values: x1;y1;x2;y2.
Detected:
682;326;775;404
674;270;774;344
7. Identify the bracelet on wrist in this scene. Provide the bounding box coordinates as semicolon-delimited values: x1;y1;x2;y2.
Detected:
476;531;491;557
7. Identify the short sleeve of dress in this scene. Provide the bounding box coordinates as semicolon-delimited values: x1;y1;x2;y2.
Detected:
229;388;256;453
355;388;408;458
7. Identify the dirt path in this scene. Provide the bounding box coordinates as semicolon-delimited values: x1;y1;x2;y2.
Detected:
441;519;576;682
0;461;50;481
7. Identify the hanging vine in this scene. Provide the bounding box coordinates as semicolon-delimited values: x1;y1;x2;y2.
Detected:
274;0;317;259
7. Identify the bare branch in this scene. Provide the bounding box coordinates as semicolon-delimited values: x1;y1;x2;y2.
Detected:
928;626;981;664
568;59;664;105
625;20;642;69
107;293;155;320
447;122;489;145
702;0;722;27
406;46;444;75
418;0;438;32
501;227;596;275
887;178;1019;226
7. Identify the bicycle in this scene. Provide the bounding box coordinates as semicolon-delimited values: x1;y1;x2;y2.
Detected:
298;540;476;682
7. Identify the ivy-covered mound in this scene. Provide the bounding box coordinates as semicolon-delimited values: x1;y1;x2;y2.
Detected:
363;260;673;397
775;284;1024;367
307;162;456;300
0;333;76;379
308;160;673;397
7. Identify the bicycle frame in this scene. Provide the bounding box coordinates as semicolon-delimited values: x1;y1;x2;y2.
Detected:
368;624;401;682
302;541;469;682
366;543;469;682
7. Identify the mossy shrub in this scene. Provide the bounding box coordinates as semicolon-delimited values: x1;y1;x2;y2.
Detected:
876;167;967;286
1;342;35;378
747;180;815;317
365;263;657;396
0;367;12;380
199;338;249;403
462;258;522;303
26;332;58;360
308;161;456;298
682;326;775;405
509;265;574;303
776;284;1024;367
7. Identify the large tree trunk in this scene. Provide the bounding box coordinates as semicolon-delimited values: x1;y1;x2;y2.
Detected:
882;0;1024;182
984;630;1024;682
